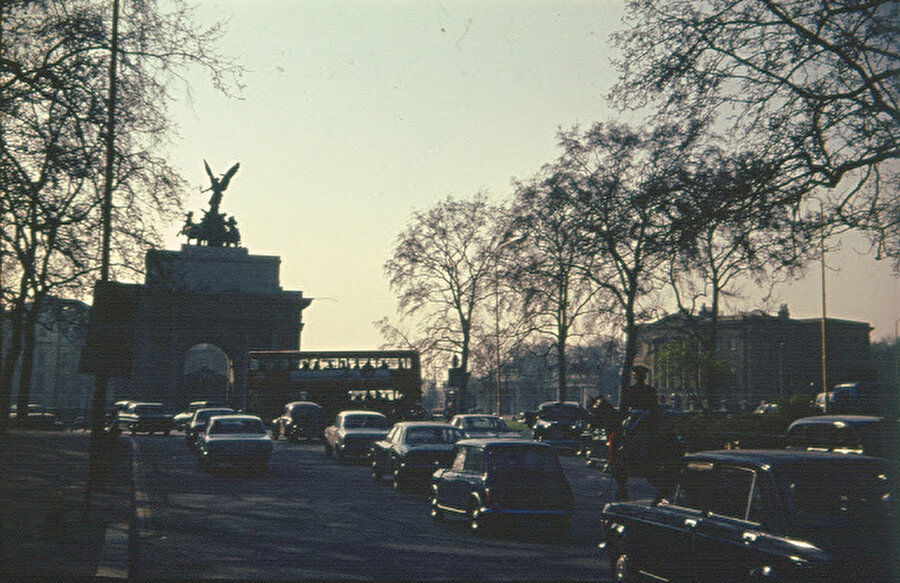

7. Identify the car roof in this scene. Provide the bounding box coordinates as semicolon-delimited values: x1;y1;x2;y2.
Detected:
339;410;386;417
456;438;553;449
452;414;500;419
394;421;455;428
208;414;262;422
195;407;234;413
287;401;323;408
788;415;884;429
685;449;888;470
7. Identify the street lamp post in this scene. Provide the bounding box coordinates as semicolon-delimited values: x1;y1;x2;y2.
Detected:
818;199;828;413
493;235;524;416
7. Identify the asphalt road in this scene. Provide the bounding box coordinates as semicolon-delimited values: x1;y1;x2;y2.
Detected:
128;434;655;581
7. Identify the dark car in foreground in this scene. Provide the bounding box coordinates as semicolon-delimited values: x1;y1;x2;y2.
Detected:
272;401;327;442
786;414;894;459
531;401;588;451
371;421;465;491
323;410;391;461
449;414;523;439
196;414;273;473
116;402;173;435
601;449;896;582
186;407;236;449
431;438;573;536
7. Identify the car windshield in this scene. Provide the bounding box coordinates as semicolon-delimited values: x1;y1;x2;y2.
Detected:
779;463;892;529
539;405;582;423
405;426;461;444
488;446;560;473
464;417;508;431
343;415;389;429
209;418;266;435
196;409;234;423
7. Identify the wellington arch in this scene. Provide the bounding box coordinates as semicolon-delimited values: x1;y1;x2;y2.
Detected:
108;245;311;410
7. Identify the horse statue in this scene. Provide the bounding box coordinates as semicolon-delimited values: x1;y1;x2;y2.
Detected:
180;212;202;244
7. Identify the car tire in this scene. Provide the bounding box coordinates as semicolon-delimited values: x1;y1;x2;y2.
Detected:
613;553;636;583
324;443;333;458
392;467;404;491
272;425;280;440
430;497;443;521
468;503;488;533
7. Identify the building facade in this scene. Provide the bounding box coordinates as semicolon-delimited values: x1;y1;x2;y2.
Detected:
636;305;873;407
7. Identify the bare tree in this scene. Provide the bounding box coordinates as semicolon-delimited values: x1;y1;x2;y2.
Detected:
508;173;606;403
383;194;509;413
546;122;700;404
0;0;242;435
612;0;900;266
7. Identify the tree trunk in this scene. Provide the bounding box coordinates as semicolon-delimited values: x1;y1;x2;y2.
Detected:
15;296;44;421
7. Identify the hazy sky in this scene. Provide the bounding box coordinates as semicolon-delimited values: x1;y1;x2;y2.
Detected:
161;0;899;349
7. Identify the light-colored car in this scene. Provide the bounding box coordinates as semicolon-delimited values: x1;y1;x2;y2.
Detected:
448;414;522;439
116;402;173;435
186;407;236;449
323;410;391;461
196;414;272;473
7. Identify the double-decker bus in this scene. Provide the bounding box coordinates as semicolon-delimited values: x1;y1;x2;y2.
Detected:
246;350;422;423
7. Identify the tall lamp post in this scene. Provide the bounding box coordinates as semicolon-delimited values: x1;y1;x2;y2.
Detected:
818;199;828;413
493;235;524;416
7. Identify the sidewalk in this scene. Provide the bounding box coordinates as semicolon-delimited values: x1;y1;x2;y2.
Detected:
0;429;132;581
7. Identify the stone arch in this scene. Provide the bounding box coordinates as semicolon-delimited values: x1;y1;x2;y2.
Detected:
180;343;234;406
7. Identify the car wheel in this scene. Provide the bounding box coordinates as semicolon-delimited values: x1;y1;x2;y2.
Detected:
613;553;636;583
272;425;280;440
468;502;489;533
430;496;443;521
324;443;332;458
392;467;404;491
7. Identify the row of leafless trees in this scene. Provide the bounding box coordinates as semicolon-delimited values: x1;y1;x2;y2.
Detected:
381;0;898;411
0;0;241;437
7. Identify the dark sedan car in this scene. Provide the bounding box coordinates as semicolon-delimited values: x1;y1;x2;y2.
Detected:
601;450;896;582
786;414;894;459
431;438;573;536
531;401;588;451
272;401;327;442
116;402;173;435
196;414;273;474
370;421;465;491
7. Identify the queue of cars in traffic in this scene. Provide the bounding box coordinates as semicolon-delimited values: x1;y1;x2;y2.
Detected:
106;398;896;580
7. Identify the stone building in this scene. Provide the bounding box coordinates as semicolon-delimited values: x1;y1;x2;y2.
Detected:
636;305;873;407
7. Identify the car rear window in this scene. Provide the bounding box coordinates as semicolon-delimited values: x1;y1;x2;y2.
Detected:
488;447;560;473
209;418;266;435
344;415;389;429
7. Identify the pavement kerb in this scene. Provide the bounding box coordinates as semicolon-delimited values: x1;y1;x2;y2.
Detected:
94;436;145;580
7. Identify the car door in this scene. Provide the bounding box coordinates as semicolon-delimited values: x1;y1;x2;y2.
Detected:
435;446;472;512
635;461;712;581
691;464;771;582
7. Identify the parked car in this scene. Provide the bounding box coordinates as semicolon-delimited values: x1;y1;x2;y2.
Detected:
815;381;897;417
448;414;522;439
173;400;228;431
370;421;465;491
430;438;573;536
186;407;236;449
601;449;896;582
752;401;779;415
272;401;327;442
323;410;391;461
8;404;60;430
116;402;173;435
786;414;893;458
196;414;273;473
531;401;588;451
